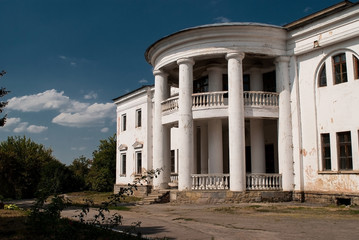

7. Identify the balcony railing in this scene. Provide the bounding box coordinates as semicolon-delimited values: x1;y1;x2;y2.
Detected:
190;173;282;191
192;91;227;108
246;174;282;190
192;174;230;190
161;91;279;114
243;91;279;107
162;95;179;113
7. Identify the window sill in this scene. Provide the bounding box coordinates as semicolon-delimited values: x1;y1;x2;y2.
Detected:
318;170;359;175
120;174;126;177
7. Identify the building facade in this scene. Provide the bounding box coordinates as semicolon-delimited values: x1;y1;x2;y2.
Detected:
114;1;359;203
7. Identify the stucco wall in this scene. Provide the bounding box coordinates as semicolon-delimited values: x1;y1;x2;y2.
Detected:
296;38;359;193
115;89;153;185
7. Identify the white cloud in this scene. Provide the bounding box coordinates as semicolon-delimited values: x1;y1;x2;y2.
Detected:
71;146;87;151
84;91;98;100
101;127;109;133
52;102;115;127
4;117;21;127
214;16;230;23
304;7;312;13
59;55;78;67
27;125;48;133
7;89;115;129
13;122;47;133
139;79;148;84
7;89;71;112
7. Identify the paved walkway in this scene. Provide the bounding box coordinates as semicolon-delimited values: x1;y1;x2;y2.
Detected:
61;202;359;240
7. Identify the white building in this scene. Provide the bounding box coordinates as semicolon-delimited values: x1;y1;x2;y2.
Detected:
114;1;359;204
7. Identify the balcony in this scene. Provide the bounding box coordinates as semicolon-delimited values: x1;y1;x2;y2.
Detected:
161;91;279;123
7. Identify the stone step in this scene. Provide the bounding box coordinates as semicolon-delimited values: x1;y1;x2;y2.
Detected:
136;190;170;205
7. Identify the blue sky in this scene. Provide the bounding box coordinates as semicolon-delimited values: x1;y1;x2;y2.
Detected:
0;0;342;165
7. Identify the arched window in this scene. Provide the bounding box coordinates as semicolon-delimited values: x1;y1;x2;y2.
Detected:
318;64;327;87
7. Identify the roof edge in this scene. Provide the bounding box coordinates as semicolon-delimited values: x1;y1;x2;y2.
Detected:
283;1;357;30
112;85;153;103
144;22;283;64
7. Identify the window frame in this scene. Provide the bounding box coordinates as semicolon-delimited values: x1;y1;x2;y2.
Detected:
321;133;331;170
337;131;352;170
120;153;126;176
332;53;348;85
318;64;327;87
135;109;142;128
135;151;142;175
121;114;127;131
353;55;359;80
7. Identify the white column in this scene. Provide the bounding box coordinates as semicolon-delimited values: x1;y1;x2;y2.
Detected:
208;119;223;173
226;52;246;192
207;66;223;174
250;119;266;173
208;66;223;92
193;123;198;174
275;56;294;191
153;70;170;189
250;69;266;173
200;123;208;174
177;58;195;191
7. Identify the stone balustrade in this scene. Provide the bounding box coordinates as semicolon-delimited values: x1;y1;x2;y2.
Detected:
246;173;282;190
190;173;282;191
170;173;178;183
243;91;279;107
161;91;279;114
192;91;227;108
162;95;179;113
191;174;230;190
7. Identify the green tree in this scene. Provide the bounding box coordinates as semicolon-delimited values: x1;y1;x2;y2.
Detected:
68;155;91;191
0;136;57;198
37;159;79;197
86;134;116;192
0;70;10;126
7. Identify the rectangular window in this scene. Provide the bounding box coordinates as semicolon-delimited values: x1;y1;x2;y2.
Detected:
121;114;126;131
321;133;331;170
136;151;142;174
337;131;352;170
170;150;175;173
120;154;126;176
333;53;347;84
136;109;142;127
354;55;359;80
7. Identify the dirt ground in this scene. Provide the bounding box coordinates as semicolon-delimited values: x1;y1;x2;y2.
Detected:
61;202;359;240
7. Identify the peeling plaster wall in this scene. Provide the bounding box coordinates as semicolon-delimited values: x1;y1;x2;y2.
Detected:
296;37;359;193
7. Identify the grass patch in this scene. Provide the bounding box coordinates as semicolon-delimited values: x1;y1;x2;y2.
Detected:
108;205;131;211
211;204;359;218
64;191;141;207
213;206;237;214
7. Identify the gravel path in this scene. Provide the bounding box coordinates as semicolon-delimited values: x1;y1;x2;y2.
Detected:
61;202;359;240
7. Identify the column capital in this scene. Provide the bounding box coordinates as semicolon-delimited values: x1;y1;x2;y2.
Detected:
177;58;195;66
153;69;168;77
226;51;245;61
274;56;290;64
